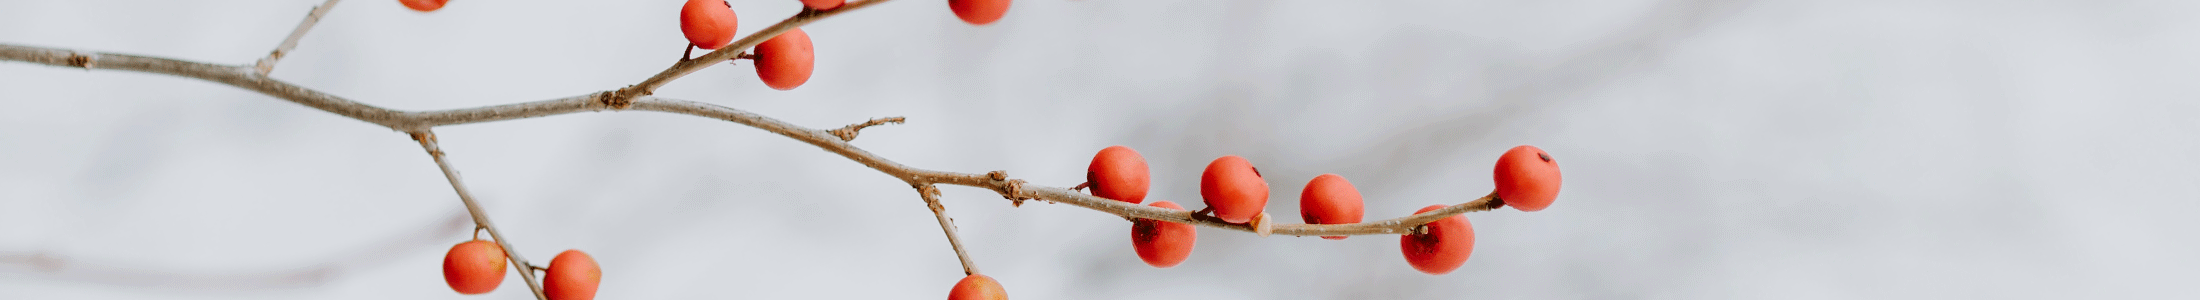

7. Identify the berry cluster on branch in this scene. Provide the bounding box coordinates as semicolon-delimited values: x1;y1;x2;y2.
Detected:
0;0;1568;299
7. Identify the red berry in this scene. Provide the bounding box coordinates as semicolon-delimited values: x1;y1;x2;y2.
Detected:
947;273;1008;300
1298;174;1364;240
543;250;601;300
801;0;845;10
1199;155;1268;224
1131;201;1197;268
947;0;1011;25
754;28;815;90
1086;145;1150;204
441;240;507;295
680;0;739;50
1493;145;1561;212
1400;205;1474;275
399;0;447;12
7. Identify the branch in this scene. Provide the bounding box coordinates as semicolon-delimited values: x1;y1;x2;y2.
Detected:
0;0;1508;249
0;42;1506;236
409;131;550;300
253;0;343;75
915;184;981;275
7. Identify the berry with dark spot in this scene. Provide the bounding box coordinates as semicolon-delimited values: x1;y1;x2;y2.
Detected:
1493;145;1562;211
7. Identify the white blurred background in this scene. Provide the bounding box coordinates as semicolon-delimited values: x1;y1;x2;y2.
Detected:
3;0;2198;299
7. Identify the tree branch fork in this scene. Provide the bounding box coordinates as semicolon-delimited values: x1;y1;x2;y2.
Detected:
0;0;1511;296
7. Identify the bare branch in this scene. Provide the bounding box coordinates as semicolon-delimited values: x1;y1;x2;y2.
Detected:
829;116;906;141
915;184;982;275
253;0;343;75
410;131;550;300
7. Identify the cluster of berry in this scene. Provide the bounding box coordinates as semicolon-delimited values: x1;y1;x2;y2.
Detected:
1086;145;1563;275
443;241;601;300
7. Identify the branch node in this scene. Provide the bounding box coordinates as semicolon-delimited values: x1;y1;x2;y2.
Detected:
599;90;636;109
65;52;91;69
829;116;906;142
981;170;1034;206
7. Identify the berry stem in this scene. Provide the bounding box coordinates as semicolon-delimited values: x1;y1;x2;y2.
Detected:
411;131;550;300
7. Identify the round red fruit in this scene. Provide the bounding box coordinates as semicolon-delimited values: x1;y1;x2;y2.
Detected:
442;240;507;295
400;0;447;12
1400;205;1474;275
802;0;845;10
1086;145;1150;204
1493;145;1562;212
680;0;739;50
947;273;1008;300
1199;155;1268;224
947;0;1011;25
1299;174;1364;240
1131;201;1197;268
543;250;601;300
755;28;816;90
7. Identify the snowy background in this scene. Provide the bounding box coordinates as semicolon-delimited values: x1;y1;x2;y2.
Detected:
4;0;2198;299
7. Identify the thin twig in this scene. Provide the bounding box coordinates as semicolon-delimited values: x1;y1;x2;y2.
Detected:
409;131;550;300
829;116;906;141
253;0;342;75
915;184;981;275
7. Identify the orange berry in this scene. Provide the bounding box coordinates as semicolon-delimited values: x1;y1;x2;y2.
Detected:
947;0;1011;25
1086;145;1150;204
1399;205;1474;275
543;250;601;300
1298;174;1364;240
1199;155;1268;224
801;0;845;10
754;28;816;90
399;0;447;12
1492;145;1561;212
680;0;739;50
947;273;1008;300
441;240;507;295
1131;201;1197;268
